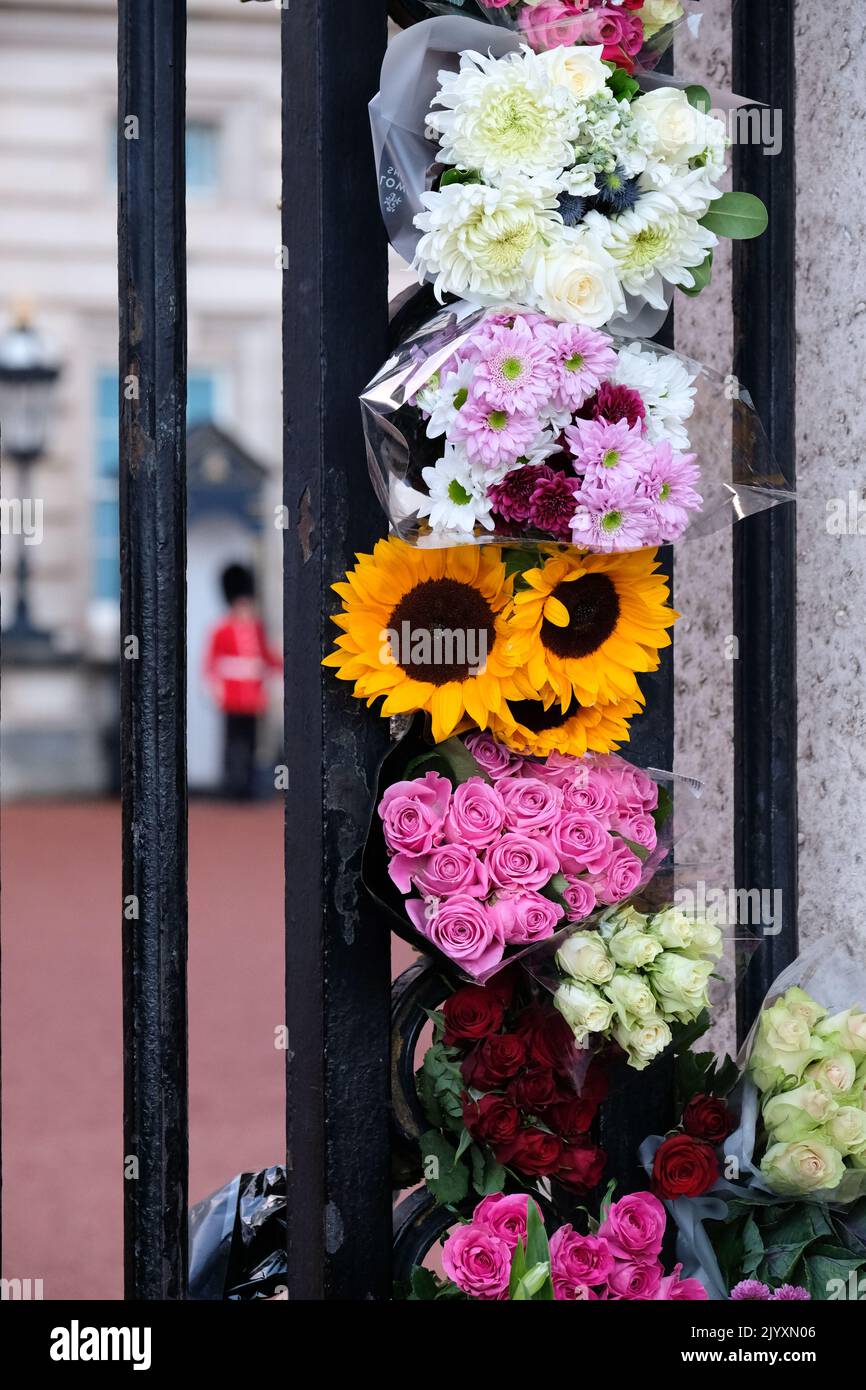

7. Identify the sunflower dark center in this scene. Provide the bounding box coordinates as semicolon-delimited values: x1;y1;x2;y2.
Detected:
540;574;620;660
387;578;496;685
508;699;579;733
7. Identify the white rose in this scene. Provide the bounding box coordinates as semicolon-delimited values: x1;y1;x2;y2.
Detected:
614;1016;672;1072
640;0;685;41
556;931;615;986
826;1106;866;1157
538;45;609;103
648;907;694;951
532;229;625;326
650;951;713;1023
604;971;658;1027
608;925;663;971
555;979;615;1043
816;1008;866;1058
761;1139;846;1195
762;1083;838;1143
633;87;708;167
806;1051;858;1097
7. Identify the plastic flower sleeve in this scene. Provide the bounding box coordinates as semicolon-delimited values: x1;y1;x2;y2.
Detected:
370;17;766;336
724;943;866;1206
361;300;791;553
189;1167;287;1301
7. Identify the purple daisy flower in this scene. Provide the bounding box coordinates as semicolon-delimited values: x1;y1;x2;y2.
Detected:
488;463;556;524
565;416;652;487
730;1280;772;1301
529;472;580;539
541;323;618;412
450;393;540;471
570;477;656;553
639;440;702;539
773;1285;811;1301
468;316;555;415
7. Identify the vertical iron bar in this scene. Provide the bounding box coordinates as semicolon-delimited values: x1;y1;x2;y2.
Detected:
732;0;797;1041
118;0;189;1300
282;1;391;1298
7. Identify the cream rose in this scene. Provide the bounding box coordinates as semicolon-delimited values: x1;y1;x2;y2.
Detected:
762;1083;838;1143
760;1138;846;1195
608;923;663;970
604;971;658;1027
555;979;615;1043
806;1051;858;1098
650;952;713;1024
613;1016;672;1072
538;44;609;103
556;930;615;986
532;230;625;326
633;88;710;168
640;0;685;41
748;998;824;1093
826;1106;866;1158
647;907;694;951
816;1008;866;1058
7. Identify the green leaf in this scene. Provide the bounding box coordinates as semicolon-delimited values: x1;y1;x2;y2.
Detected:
419;1129;470;1206
409;1266;441;1301
679;249;714;297
470;1144;507;1197
454;1126;473;1163
524;1197;551;1271
685;84;712;114
512;1262;555;1301
439;167;482;188
604;62;640;103
417;1041;466;1133
434;736;487;785
700;192;769;241
509;1237;528;1298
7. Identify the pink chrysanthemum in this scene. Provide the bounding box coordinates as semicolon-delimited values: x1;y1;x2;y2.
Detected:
542;323;619;412
570;477;656;553
639;440;702;539
566;416;652;487
592;381;647;431
529;471;580;539
451;395;540;471
773;1284;811;1301
468;316;555;415
730;1280;772;1301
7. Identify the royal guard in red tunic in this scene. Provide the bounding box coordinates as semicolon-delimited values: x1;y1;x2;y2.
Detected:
204;564;281;799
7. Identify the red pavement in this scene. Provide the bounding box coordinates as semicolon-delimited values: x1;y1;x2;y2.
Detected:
2;799;286;1300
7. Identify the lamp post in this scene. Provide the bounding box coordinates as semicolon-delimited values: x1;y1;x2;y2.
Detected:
0;312;61;652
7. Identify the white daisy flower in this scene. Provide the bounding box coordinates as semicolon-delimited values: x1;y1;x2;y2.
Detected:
613;342;697;451
417;443;495;534
589;197;717;309
422;359;476;440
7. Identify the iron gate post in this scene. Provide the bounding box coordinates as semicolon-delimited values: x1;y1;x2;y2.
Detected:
118;0;189;1301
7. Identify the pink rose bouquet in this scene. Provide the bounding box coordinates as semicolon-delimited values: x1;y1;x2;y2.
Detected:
410;1189;707;1300
375;728;667;980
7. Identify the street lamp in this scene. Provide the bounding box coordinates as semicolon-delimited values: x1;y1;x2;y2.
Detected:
0;310;61;650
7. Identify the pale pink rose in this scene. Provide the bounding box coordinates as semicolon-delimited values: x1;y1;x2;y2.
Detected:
491;889;564;945
589;840;643;905
598;1191;666;1262
464;732;525;781
612;811;658;852
519;2;593;51
550;1226;614;1299
412;843;489;899
517;752;576;784
406;895;505;977
563;876;597;922
607;1259;664;1300
497;775;563;835
560;772;617;825
442;1222;512;1301
654;1264;709;1301
379;771;450;857
486;833;559;891
444;777;506;851
595;756;658;815
554;811;614;876
473;1193;543;1251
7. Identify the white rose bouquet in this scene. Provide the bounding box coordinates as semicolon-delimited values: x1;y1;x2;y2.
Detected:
372;19;767;330
541;903;723;1071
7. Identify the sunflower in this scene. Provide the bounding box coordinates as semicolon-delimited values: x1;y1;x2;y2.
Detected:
323;538;523;743
490;688;646;758
501;549;677;711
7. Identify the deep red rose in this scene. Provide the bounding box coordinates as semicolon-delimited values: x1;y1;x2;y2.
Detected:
506;1066;566;1113
461;1033;526;1090
485;965;518;1008
442;985;506;1046
652;1135;720;1199
545;1096;599;1139
555;1137;607;1193
682;1094;735;1146
514;1004;575;1071
496;1127;563;1177
463;1093;522;1146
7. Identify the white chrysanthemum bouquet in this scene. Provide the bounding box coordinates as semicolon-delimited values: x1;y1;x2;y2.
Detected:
411;39;766;325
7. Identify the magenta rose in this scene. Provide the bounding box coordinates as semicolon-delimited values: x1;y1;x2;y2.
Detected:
491;889;564;945
519;2;593;50
412;843;489;899
554;811;614;876
473;1193;542;1251
612;811;658;852
654;1265;709;1301
607;1259;663;1300
589;840;644;905
486;833;559;891
441;1222;512;1301
562;876;597;923
464;732;525;781
561;772;616;825
550;1226;614;1299
444;777;506;851
405;895;505;977
600;757;658;814
517;752;575;784
598;1191;666;1262
379;770;450;857
497;775;563;835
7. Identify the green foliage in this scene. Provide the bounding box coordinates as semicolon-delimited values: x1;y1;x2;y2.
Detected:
706;1196;866;1299
419;1129;470;1205
439;167;482;188
685;84;712;114
675;1049;739;1110
604;62;641;104
700;191;769;240
509;1201;555;1300
679;249;714;297
404;735;485;786
416;1041;465;1133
